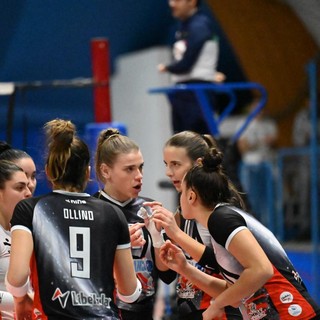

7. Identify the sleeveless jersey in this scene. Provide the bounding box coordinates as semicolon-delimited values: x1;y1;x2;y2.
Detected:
93;191;175;313
208;204;320;320
11;191;131;320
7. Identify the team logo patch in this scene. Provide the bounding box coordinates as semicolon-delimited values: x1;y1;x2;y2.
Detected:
280;291;293;304
52;287;112;309
52;288;70;309
288;304;302;317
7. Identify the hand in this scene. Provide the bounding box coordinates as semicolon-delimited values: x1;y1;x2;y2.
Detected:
152;206;180;240
138;202;164;248
143;202;179;238
213;71;226;83
159;240;187;272
145;217;164;248
14;294;33;320
202;300;225;320
128;223;146;248
157;63;167;72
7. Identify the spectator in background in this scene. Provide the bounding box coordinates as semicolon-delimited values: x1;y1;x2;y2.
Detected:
237;97;278;166
290;96;320;239
237;97;278;225
158;0;225;134
292;96;320;147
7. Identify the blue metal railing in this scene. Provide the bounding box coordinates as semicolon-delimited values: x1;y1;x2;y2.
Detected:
276;146;320;302
271;56;319;302
149;82;267;142
240;161;276;231
307;58;319;302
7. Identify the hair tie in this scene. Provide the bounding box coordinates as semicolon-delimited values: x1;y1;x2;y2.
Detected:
103;132;120;142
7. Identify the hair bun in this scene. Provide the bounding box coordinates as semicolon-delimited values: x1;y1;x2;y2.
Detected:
45;119;75;147
102;128;120;140
202;148;223;172
0;141;12;155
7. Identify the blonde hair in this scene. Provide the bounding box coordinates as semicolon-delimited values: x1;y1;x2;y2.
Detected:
95;128;139;183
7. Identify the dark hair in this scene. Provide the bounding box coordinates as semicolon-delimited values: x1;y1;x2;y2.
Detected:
0;141;32;162
165;130;217;162
184;148;244;209
95;128;139;183
195;0;201;8
44;119;90;191
0;160;24;189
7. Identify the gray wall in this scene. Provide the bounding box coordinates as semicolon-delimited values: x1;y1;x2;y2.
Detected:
111;47;177;211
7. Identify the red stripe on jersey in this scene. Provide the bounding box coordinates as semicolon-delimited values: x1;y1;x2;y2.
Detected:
263;266;317;319
30;253;47;320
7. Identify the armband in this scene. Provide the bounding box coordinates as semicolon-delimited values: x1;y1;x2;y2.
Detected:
117;278;142;303
5;274;29;298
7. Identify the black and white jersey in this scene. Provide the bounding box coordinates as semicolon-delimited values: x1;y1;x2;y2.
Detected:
11;190;130;320
0;226;14;320
93;191;175;313
208;204;320;320
176;217;218;315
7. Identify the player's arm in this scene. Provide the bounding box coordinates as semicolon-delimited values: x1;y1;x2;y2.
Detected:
160;240;227;297
212;229;274;309
6;228;34;319
152;206;215;265
6;229;32;288
114;247;142;303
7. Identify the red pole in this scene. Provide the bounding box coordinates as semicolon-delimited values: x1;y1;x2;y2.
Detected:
91;38;111;122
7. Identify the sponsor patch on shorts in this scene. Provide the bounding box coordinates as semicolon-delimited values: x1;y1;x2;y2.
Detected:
280;291;293;304
288;304;302;317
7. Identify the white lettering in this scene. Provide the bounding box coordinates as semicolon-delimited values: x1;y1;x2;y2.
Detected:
63;208;94;221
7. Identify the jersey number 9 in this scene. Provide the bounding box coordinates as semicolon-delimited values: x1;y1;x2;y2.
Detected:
69;226;90;278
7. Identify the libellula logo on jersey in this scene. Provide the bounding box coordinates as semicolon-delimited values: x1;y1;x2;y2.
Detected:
52;288;112;309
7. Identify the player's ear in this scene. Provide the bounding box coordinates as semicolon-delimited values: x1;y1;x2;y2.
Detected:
86;166;91;181
100;163;111;180
188;189;197;204
45;164;51;180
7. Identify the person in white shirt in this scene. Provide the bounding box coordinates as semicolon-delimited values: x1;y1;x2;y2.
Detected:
237;98;278;225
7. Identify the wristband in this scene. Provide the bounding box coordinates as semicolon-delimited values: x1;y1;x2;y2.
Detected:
5;274;29;298
117;278;142;303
